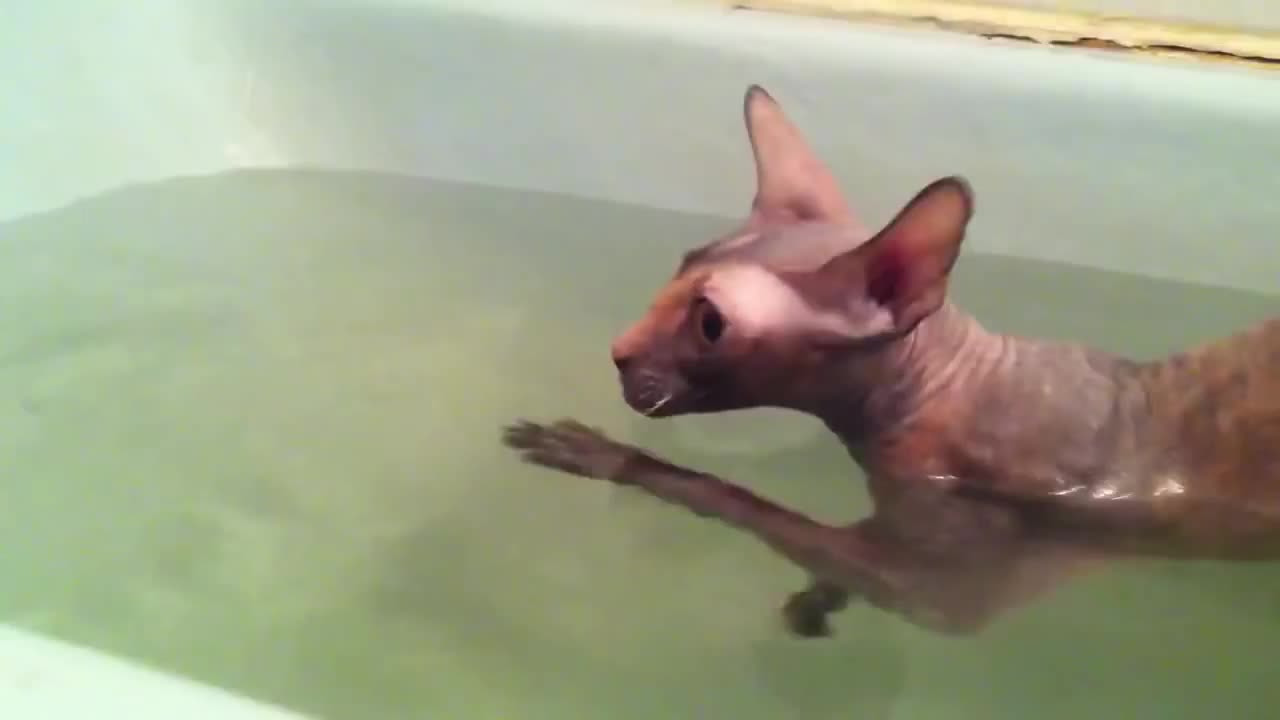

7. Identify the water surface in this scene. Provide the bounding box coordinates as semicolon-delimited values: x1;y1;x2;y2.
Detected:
2;169;1277;719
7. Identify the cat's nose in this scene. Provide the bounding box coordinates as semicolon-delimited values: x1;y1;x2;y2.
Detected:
610;322;646;372
610;344;633;372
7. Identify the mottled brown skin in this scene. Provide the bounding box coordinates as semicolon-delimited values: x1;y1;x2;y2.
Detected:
502;86;1280;637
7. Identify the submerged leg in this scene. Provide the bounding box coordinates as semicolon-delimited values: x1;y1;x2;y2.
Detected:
502;418;1095;637
502;419;902;604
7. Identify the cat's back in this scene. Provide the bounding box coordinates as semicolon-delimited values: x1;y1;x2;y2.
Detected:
1138;315;1280;522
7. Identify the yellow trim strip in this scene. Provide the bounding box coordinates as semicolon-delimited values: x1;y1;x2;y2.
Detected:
731;0;1280;67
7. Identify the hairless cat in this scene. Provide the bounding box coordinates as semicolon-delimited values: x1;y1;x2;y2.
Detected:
503;86;1280;637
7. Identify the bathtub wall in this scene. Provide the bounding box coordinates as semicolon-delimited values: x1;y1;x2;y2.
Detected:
3;0;1279;295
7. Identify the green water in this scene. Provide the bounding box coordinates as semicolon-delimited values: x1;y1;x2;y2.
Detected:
2;169;1277;719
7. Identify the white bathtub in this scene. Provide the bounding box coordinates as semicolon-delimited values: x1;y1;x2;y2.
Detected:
3;0;1279;715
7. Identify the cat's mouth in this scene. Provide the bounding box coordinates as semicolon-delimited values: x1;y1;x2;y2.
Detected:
620;369;687;418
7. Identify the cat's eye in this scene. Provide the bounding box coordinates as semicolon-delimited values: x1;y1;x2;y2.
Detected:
694;298;726;344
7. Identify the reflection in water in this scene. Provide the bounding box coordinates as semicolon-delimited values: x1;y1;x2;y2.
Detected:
1;169;1277;719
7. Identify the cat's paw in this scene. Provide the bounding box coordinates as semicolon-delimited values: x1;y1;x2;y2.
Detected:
781;590;837;638
503;418;634;481
781;582;853;639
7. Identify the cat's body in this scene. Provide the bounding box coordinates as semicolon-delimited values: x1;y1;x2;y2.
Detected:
503;86;1280;636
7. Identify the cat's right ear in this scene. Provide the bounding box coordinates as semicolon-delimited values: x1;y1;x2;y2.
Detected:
790;176;975;341
742;85;853;227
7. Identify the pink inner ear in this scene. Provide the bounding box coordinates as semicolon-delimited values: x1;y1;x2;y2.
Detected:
866;248;905;307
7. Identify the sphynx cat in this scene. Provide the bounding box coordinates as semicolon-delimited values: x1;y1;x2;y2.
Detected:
503;86;1280;637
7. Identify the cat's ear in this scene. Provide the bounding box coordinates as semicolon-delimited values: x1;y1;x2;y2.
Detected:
742;85;853;227
793;176;975;338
